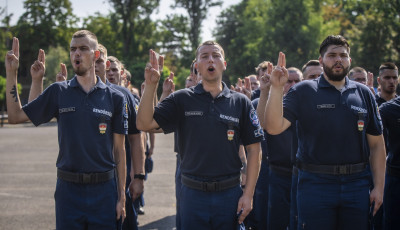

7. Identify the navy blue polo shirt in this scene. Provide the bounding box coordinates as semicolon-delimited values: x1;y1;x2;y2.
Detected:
252;98;296;167
154;82;263;178
251;88;261;100
283;75;382;165
379;97;400;168
23;76;127;173
107;81;140;135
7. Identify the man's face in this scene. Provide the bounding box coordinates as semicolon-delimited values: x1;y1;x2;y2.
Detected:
303;65;323;80
95;53;106;79
195;45;226;83
284;71;301;95
351;72;367;85
106;62;122;85
320;45;351;82
70;37;97;76
249;76;260;90
378;69;399;94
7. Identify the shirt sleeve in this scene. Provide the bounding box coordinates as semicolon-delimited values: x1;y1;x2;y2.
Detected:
126;93;140;135
365;90;383;136
153;93;178;134
112;92;128;135
240;97;264;146
283;87;299;124
22;83;59;126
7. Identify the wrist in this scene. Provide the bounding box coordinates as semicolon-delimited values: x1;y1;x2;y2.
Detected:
134;173;146;180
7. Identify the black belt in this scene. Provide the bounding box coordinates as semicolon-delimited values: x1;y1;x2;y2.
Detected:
181;174;240;192
269;164;293;176
297;161;367;175
387;166;400;177
57;169;115;184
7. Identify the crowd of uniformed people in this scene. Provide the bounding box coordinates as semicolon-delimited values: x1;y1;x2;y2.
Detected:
4;29;400;230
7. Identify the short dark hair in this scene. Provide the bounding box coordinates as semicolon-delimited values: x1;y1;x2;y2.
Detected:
379;62;398;75
195;41;225;59
288;67;303;80
72;30;98;49
348;67;367;79
301;60;320;73
319;35;350;57
125;69;132;81
107;56;123;69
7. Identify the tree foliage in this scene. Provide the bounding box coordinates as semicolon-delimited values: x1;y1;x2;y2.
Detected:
174;0;223;52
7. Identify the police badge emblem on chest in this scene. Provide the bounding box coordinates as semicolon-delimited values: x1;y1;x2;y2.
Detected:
99;115;107;134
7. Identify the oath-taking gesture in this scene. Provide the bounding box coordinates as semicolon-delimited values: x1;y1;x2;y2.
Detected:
259;61;273;92
163;72;175;95
30;49;45;82
367;71;376;95
56;63;68;82
5;37;19;74
144;49;161;85
270;52;288;88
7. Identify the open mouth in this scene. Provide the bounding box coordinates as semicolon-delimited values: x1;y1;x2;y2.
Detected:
75;60;81;66
208;66;215;72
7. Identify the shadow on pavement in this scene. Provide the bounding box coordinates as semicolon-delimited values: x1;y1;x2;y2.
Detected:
139;215;176;230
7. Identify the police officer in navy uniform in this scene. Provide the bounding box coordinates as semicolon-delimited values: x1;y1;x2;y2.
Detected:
376;63;398;106
378;66;400;230
137;42;263;229
5;31;128;229
264;35;386;230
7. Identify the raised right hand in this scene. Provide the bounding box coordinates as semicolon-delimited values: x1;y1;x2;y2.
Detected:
162;72;175;94
56;63;67;82
259;61;273;91
30;49;45;82
5;37;19;73
144;49;160;85
270;52;288;88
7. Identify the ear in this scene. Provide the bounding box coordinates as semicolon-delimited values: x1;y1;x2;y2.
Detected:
318;56;323;65
94;50;100;59
377;76;381;85
106;60;111;70
223;61;227;71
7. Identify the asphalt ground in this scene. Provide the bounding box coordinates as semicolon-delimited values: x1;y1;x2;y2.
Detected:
0;123;177;230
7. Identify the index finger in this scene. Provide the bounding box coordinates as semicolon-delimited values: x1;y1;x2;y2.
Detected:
169;72;174;81
267;62;273;75
158;55;164;71
13;37;19;58
38;49;45;65
61;63;67;76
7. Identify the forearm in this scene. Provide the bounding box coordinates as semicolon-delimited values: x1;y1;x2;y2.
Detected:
130;133;145;176
369;135;386;190
264;86;285;134
28;79;43;103
137;84;157;131
6;70;28;124
113;134;126;202
243;143;261;198
256;88;269;129
149;132;155;150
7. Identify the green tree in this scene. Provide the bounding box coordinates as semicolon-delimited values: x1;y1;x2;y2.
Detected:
44;45;70;88
174;0;223;53
12;0;77;101
82;13;123;58
108;0;160;64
